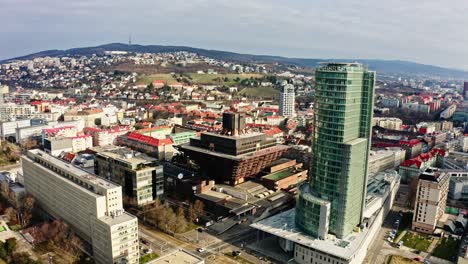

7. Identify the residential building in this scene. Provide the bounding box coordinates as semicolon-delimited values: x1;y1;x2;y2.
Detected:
402;102;430;114
412;168;450;234
440;104;457;119
64;108;104;127
279;84;295;117
85;126;130;146
0;103;35;120
117;132;176;161
94;147;164;205
372;117;403;130
296;63;375;239
22;150;139;264
399;148;446;183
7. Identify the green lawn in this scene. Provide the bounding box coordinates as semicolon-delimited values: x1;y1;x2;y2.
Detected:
401;232;433;252
432;237;460;261
137;74;177;84
239;86;278;98
139;253;159;264
137;73;264;86
8;225;21;232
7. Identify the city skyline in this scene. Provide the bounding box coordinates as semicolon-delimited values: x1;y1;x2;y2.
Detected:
2;0;468;70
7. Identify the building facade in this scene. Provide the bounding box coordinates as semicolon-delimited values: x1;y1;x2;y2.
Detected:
412;168;449;234
279;84;295;117
296;63;375;239
94;147;164;205
22;150;139;264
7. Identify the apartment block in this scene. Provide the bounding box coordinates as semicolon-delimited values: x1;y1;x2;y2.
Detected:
412;168;449;234
94;147;164;205
22;149;139;264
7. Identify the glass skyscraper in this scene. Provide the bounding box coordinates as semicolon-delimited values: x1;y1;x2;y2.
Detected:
295;62;375;239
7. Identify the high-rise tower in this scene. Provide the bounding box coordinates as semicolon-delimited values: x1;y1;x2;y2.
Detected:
279;84;295;117
295;62;375;239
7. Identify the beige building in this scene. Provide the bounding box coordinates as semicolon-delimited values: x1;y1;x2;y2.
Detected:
22;150;139;264
0;103;35;120
412;168;450;234
64;108;104;127
372;117;403;130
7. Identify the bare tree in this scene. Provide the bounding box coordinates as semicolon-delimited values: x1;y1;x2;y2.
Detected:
5;207;17;224
19;195;35;227
193;200;205;221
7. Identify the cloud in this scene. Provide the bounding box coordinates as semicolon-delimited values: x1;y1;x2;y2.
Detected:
0;0;467;70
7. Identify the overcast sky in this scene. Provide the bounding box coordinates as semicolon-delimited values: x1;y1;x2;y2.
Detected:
1;0;467;70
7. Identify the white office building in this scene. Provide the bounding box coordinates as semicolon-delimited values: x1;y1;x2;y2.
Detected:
279;84;295;117
22;150;139;264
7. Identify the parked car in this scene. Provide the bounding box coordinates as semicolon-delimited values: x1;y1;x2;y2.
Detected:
232;250;241;256
197;248;205;253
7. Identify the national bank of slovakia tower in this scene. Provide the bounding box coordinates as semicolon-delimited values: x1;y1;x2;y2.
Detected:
295;62;375;239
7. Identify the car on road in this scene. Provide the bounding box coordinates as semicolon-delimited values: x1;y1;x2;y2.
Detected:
197;248;206;253
397;241;403;248
232;250;242;256
140;239;150;245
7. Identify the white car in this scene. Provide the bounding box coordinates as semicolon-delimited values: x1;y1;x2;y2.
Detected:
197;248;206;253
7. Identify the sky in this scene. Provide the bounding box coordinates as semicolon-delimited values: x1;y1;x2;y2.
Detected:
1;0;468;70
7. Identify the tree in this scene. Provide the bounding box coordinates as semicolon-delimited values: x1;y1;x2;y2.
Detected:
19;195;35;227
5;207;17;224
193;200;204;221
187;204;197;223
10;252;42;264
62;232;83;263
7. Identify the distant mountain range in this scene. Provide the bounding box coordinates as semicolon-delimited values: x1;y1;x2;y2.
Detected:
4;43;468;78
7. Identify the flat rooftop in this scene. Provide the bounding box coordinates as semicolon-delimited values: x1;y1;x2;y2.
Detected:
98;211;136;226
263;168;300;181
96;147;156;166
202;131;264;140
151;249;204;264
26;149;119;191
251;209;369;261
180;143;289;160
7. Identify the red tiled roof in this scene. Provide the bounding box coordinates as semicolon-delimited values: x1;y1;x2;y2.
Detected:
400;148;446;168
127;132;173;147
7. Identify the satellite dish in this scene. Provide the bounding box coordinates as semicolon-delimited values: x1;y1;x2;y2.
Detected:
177;173;184;179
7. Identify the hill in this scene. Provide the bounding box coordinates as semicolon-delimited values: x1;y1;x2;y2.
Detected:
4;43;468;78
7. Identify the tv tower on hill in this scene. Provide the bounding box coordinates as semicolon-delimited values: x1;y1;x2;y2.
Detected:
128;34;132;46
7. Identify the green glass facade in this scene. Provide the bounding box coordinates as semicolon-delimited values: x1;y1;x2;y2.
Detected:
295;63;375;239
